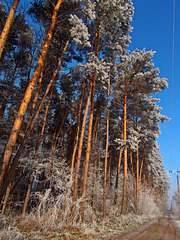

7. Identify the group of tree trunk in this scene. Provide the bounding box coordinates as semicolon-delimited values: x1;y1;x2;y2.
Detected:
0;0;169;221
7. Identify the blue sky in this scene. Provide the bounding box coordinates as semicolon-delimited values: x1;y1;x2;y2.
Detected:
128;0;180;193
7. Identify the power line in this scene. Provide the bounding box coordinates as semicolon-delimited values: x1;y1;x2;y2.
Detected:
170;0;175;161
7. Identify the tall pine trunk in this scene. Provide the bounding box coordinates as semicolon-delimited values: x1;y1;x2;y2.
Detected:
0;0;20;59
70;79;85;180
73;24;100;207
149;172;152;196
73;83;92;202
23;73;43;137
0;0;64;188
130;150;136;199
52;102;69;151
1;183;11;214
108;148;112;192
113;117;123;205
136;147;140;212
121;92;127;215
103;76;110;218
92;95;99;150
80;77;95;221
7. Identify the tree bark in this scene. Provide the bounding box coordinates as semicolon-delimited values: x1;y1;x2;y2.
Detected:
1;183;11;214
74;22;100;219
130;150;136;200
80;76;95;221
108;147;112;192
73;83;92;202
113;150;122;205
141;143;146;190
0;0;64;188
113;118;123;205
55;113;78;151
121;92;127;215
22;175;33;214
0;0;20;59
23;73;43;138
92;95;100;150
103;76;110;218
70;78;85;180
52;102;70;151
136;147;140;213
149;172;152;196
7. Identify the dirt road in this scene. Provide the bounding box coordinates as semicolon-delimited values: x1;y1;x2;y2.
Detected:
124;215;180;240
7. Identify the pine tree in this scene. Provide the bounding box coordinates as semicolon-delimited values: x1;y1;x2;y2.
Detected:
113;49;168;214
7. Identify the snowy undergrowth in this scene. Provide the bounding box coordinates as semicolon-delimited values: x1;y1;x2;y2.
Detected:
0;212;154;240
0;190;159;240
0;190;162;239
138;188;161;216
0;156;165;239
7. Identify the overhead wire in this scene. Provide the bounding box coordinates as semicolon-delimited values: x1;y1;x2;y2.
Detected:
170;0;175;162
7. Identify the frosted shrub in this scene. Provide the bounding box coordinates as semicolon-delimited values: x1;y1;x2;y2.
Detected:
138;188;160;217
0;226;24;240
111;171;124;207
126;174;136;213
0;216;25;240
0;214;7;230
31;182;82;231
85;161;104;218
19;154;84;231
83;203;97;223
107;172;135;218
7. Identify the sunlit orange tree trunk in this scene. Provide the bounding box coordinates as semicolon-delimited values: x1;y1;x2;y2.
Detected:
113;117;123;205
0;0;20;59
121;91;128;215
103;76;110;218
73;82;92;202
80;76;96;221
80;28;100;221
130;150;136;199
73;27;100;204
136;147;140;212
70;78;85;180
